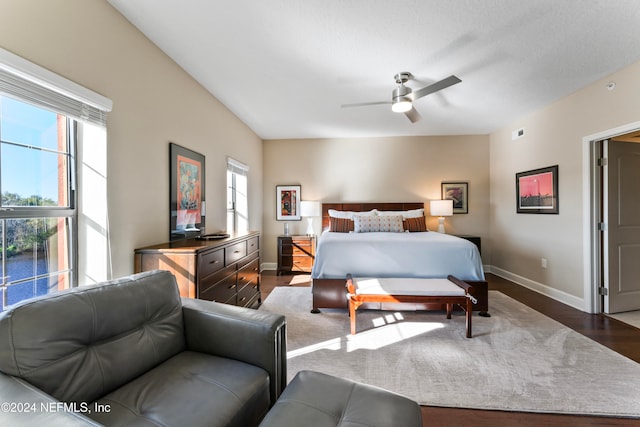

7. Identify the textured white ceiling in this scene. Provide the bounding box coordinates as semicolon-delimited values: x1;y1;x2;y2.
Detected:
107;0;640;139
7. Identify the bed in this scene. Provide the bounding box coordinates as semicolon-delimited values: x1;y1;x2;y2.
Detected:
311;202;488;314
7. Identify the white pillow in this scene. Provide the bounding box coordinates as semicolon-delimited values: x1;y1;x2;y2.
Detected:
328;209;377;220
353;215;404;233
377;208;424;219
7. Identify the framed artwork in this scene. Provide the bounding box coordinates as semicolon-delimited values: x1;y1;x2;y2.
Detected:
516;165;558;214
276;185;301;220
169;143;206;240
441;182;468;214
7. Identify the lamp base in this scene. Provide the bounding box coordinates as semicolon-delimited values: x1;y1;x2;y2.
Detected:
305;217;314;236
437;217;446;234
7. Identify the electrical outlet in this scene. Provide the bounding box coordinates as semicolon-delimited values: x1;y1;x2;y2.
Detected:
541;258;547;269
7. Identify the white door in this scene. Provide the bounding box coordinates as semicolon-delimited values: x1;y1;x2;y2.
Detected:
604;139;640;313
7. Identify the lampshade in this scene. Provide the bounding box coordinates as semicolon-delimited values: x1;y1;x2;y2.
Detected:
300;200;321;217
430;199;453;217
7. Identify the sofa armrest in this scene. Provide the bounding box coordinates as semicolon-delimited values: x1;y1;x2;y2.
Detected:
181;298;287;404
0;373;102;426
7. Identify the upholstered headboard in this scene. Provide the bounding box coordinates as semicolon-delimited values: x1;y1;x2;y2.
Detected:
321;202;424;232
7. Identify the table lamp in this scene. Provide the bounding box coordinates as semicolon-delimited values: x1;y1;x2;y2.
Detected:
430;199;453;233
300;200;321;236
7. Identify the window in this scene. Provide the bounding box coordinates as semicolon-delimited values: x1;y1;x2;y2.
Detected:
227;157;249;233
0;96;76;309
0;47;112;310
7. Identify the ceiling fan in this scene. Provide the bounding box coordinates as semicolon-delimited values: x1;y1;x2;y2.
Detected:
341;72;461;123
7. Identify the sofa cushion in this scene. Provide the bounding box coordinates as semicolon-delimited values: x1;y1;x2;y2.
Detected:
0;270;185;403
259;370;422;427
89;351;271;427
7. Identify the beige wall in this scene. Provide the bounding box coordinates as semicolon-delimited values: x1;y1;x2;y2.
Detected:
262;136;490;265
490;59;640;309
0;0;263;278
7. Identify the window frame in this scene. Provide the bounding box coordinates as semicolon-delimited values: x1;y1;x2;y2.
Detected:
0;97;79;309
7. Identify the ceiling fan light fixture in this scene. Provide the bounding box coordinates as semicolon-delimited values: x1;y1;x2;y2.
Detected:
391;84;413;113
391;98;412;113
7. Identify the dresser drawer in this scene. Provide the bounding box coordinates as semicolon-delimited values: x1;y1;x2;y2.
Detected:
198;264;236;294
247;236;259;254
237;258;260;287
237;250;259;269
199;248;224;277
237;275;260;308
226;241;247;265
199;273;237;304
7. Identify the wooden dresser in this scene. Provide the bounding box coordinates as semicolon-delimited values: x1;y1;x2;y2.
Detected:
277;235;316;275
134;231;261;308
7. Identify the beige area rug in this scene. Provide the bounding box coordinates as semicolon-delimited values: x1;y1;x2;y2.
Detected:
260;287;640;417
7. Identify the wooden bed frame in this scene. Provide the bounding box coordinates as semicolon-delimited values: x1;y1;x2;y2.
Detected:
312;202;489;315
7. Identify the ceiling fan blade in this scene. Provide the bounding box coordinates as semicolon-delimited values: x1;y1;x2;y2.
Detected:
341;100;392;108
404;107;421;123
412;75;461;100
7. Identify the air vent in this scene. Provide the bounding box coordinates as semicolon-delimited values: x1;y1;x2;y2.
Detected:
512;128;525;140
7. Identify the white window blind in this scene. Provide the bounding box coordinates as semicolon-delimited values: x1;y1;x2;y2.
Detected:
0;47;112;126
227;157;249;175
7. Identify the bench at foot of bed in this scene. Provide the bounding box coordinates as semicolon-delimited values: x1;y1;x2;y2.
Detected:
345;275;477;338
311;277;489;316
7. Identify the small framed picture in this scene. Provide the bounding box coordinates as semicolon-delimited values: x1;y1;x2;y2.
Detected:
516;165;558;214
442;182;468;214
276;185;301;220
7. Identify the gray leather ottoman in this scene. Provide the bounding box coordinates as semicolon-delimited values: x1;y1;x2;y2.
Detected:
259;370;422;427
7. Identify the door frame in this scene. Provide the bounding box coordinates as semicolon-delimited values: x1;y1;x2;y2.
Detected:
583;120;640;313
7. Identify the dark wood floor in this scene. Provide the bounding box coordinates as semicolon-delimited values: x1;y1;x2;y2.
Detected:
261;272;640;427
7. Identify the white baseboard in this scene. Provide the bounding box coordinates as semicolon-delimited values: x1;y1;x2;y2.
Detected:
261;262;277;272
486;265;586;312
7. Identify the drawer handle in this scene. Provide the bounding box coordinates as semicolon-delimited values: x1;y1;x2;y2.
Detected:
228;284;236;289
234;250;241;254
238;276;245;281
240;297;247;302
210;260;220;264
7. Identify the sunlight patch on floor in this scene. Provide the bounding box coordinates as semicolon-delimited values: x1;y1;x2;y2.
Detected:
287;275;311;285
287;316;445;359
345;321;444;351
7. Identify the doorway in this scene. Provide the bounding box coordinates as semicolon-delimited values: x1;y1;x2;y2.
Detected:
590;128;640;318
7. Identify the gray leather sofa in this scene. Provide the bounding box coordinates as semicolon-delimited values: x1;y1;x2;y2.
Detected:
0;270;286;427
0;269;422;427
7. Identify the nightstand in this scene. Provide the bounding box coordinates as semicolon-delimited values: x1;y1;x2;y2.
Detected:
455;235;481;255
277;235;316;275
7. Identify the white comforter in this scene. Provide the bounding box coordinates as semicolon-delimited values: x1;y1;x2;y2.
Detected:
311;231;485;281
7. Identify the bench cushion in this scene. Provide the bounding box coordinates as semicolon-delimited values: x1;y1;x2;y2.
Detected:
89;351;271;427
352;277;465;296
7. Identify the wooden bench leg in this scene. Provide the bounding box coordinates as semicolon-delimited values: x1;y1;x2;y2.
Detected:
349;299;362;335
465;297;472;338
446;303;452;319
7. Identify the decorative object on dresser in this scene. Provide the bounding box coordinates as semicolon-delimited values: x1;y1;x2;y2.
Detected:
277;235;316;275
441;181;468;214
134;231;261;308
300;200;321;236
169;143;206;241
276;184;301;220
429;199;453;233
